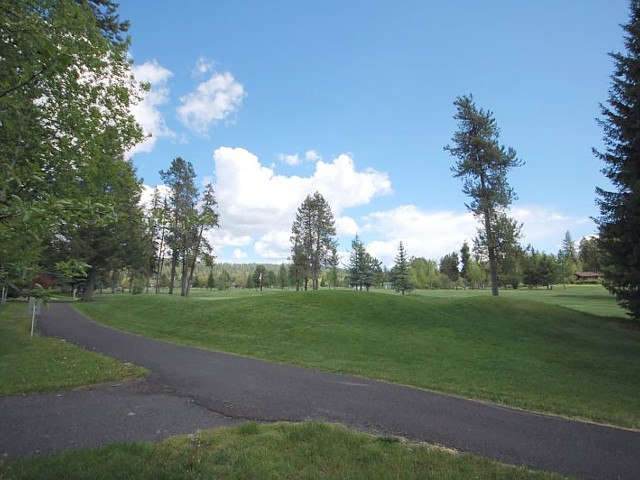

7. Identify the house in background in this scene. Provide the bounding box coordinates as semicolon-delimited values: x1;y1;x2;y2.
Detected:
573;271;604;283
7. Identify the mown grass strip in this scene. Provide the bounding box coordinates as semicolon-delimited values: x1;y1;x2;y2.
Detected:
0;422;564;479
0;302;146;396
76;289;640;429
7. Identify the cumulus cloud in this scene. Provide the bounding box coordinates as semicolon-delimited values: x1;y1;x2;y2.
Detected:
335;216;359;237
509;206;593;252
177;71;246;135
305;150;322;162
139;184;171;211
360;204;596;267
233;249;248;260
210;146;391;262
128;60;175;156
194;57;216;76
362;206;478;266
279;153;301;166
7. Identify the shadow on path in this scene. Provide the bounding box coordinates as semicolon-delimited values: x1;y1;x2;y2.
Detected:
1;302;638;479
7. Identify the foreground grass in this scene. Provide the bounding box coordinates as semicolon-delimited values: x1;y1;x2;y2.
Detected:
0;422;563;479
76;290;640;429
0;302;146;396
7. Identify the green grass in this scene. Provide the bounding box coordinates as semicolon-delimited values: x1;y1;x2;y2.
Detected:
397;284;627;318
76;288;640;429
0;421;564;479
0;302;146;396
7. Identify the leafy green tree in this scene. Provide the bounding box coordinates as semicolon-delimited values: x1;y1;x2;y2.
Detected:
460;242;471;286
290;192;337;290
594;1;640;318
55;260;90;301
253;265;267;291
409;257;440;289
538;253;558;289
207;270;215;290
217;270;231;291
265;270;277;288
392;242;412;295
467;260;488;290
578;237;603;272
44;156;152;302
0;0;144;295
445;95;524;296
439;252;460;287
277;263;289;290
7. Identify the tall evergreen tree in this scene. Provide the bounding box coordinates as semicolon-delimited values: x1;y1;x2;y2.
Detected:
392;241;412;295
160;158;198;296
348;234;381;291
290;192;337;290
439;252;460;285
460;241;471;285
595;0;640;319
445;94;523;296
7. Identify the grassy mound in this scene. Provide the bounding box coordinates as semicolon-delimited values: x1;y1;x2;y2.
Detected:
76;290;640;429
0;422;563;479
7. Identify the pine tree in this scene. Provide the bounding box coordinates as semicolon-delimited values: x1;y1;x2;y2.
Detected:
595;1;640;319
445;95;523;296
290;192;337;290
460;241;471;285
348;234;381;291
392;242;412;296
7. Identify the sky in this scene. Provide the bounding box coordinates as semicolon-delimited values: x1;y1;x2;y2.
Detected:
121;0;630;267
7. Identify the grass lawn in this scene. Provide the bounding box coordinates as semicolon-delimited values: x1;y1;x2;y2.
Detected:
76;286;640;429
0;302;146;396
0;421;564;479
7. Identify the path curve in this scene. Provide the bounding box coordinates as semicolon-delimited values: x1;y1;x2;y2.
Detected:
2;302;639;479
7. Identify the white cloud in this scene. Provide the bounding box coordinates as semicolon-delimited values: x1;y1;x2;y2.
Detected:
335;216;359;237
509;206;594;252
194;57;216;76
360;204;597;267
233;249;248;260
178;71;246;135
139;184;171;211
363;205;478;266
254;231;292;259
305;149;322;162
128;60;175;156
279;153;301;166
211;146;391;262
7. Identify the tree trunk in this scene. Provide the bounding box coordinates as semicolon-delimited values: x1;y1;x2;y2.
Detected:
186;225;205;297
483;205;499;297
81;268;98;301
168;250;178;294
181;255;189;296
487;245;499;296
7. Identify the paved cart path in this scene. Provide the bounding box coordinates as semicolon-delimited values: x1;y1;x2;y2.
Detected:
1;302;639;479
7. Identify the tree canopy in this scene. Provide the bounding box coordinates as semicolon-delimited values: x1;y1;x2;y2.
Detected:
1;0;145;298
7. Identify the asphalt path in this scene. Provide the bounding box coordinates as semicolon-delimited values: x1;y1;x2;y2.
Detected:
2;302;639;479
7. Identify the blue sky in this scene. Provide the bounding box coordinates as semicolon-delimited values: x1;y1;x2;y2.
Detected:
122;0;629;266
